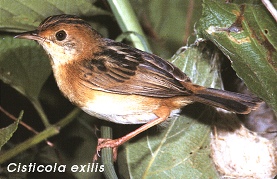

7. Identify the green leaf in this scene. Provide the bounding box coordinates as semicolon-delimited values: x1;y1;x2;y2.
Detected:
0;35;51;126
198;0;277;115
0;111;22;150
118;44;221;178
171;46;223;89
0;36;51;101
0;0;110;32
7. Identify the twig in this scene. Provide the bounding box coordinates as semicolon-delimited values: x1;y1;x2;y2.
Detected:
30;98;50;127
0;125;59;164
261;0;277;22
0;105;54;147
184;0;195;43
0;108;81;164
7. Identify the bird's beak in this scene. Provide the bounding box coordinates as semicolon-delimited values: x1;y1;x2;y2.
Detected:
14;30;43;41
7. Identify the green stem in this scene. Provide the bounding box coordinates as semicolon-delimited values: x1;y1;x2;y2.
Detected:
0;126;59;164
56;108;81;127
0;108;81;164
107;0;150;52
31;98;50;127
102;1;151;178
101;126;118;179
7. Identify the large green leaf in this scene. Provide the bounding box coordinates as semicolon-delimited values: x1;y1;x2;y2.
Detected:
198;0;277;115
0;36;51;100
0;0;109;32
118;44;221;178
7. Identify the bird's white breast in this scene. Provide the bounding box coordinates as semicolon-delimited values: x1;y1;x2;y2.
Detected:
81;94;180;124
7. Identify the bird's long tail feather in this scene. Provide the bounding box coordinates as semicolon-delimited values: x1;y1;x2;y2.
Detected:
183;83;262;114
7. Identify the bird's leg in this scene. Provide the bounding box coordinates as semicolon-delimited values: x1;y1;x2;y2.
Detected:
93;106;170;161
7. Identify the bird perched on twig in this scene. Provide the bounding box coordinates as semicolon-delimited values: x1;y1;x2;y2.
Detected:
15;14;262;161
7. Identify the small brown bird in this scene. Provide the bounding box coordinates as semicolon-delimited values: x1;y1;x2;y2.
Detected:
15;14;261;160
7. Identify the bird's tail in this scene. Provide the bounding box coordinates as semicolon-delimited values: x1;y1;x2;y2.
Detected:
183;83;262;114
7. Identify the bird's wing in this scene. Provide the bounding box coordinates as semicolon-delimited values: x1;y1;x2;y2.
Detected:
77;39;192;97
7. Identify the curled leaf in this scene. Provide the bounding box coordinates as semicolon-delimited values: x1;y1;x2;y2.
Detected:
198;0;277;115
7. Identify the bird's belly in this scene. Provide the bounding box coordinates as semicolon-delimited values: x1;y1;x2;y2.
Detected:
80;93;180;124
82;107;158;124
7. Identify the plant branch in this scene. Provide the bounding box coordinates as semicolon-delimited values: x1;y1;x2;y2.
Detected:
261;0;277;22
0;108;81;164
30;98;50;127
0;105;54;147
101;126;118;179
107;0;150;52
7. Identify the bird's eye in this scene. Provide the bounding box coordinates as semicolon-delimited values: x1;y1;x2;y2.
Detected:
55;30;67;41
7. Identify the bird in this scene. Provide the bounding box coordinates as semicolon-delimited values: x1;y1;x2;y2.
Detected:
15;14;262;161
